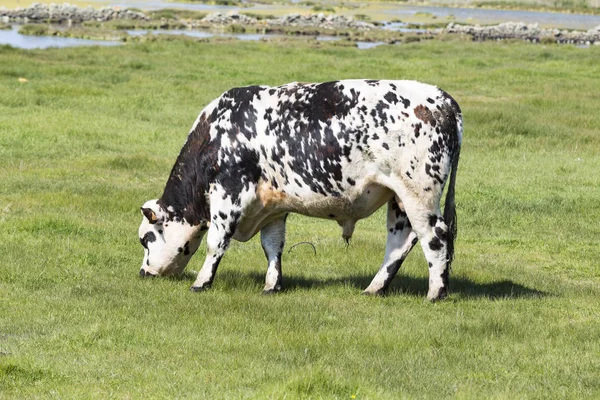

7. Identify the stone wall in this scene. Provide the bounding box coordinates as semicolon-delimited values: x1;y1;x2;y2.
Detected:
0;3;148;24
444;22;600;45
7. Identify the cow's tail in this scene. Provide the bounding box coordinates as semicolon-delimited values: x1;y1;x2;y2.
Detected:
443;113;462;269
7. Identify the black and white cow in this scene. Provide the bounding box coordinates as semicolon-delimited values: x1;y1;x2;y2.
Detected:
138;79;462;301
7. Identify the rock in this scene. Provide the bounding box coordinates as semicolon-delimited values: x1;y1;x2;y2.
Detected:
267;13;374;30
201;12;257;25
444;21;600;45
0;3;148;23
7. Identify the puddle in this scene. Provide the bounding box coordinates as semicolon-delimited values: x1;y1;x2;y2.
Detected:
383;21;426;33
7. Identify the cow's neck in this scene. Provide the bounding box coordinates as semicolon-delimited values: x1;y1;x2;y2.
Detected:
159;113;216;225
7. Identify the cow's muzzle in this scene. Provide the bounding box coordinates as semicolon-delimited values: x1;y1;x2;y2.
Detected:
139;268;156;278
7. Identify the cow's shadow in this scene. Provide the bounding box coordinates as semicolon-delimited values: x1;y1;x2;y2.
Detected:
213;270;546;300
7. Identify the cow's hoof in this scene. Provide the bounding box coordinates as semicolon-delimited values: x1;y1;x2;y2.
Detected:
190;285;210;292
262;286;283;295
427;286;448;302
361;289;386;297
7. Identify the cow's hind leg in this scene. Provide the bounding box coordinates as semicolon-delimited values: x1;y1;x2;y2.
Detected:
399;195;452;301
363;198;418;296
261;214;287;294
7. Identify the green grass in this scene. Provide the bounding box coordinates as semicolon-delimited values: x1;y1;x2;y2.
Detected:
1;38;600;398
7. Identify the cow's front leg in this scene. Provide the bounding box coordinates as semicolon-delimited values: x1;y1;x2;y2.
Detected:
260;214;287;294
363;198;418;296
190;209;240;292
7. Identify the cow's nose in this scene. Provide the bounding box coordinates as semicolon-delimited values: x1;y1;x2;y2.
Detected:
139;269;156;278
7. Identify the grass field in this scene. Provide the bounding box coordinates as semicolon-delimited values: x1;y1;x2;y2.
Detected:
1;38;599;398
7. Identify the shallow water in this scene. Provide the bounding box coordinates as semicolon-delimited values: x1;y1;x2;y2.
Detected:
0;25;356;49
383;21;426;33
0;25;121;49
85;0;600;29
86;0;280;12
379;3;600;30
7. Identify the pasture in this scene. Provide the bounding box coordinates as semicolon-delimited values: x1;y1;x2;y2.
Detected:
1;38;599;398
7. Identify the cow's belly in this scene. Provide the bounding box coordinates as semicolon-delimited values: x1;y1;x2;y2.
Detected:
291;183;393;220
232;181;393;242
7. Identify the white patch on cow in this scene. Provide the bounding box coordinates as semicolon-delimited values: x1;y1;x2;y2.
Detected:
138;200;205;276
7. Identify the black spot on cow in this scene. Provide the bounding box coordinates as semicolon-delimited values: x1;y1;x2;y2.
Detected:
427;98;435;104
435;226;448;242
382;142;389;150
429;237;443;251
428;214;438;227
414;122;422;138
399;96;411;109
384;92;398;104
184;241;190;256
218;211;227;220
140;231;156;249
177;247;183;253
346;177;356;186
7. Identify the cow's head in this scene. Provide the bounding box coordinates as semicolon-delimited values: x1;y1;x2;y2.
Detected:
138;199;207;277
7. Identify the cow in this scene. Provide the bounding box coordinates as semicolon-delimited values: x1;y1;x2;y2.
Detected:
138;79;462;301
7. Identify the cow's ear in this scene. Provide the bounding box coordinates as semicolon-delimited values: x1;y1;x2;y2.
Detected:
141;207;159;224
